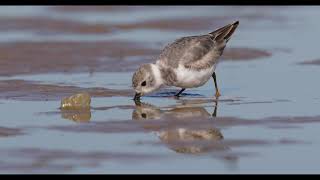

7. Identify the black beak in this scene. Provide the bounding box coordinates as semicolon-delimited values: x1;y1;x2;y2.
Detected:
133;92;141;101
134;99;141;106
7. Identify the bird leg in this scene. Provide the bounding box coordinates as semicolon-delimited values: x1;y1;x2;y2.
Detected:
175;88;186;97
212;72;221;97
212;98;218;117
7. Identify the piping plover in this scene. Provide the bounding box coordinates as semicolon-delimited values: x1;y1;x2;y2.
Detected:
132;21;239;100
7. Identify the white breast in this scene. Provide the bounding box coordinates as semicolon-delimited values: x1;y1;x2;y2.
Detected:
174;65;215;88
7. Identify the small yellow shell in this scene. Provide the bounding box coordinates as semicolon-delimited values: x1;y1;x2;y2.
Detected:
60;92;91;110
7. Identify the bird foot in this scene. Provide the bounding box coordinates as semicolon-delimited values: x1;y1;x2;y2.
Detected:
215;91;221;97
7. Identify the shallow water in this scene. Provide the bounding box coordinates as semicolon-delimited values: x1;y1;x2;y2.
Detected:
1;6;320;174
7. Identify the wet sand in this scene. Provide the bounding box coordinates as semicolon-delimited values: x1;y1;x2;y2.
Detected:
50;6;140;12
0;127;23;137
0;17;112;34
1;6;320;174
0;148;165;173
0;41;159;76
0;80;132;101
221;48;271;61
114;16;235;31
0;41;270;76
298;59;320;65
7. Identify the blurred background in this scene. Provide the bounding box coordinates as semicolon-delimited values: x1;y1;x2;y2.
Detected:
1;6;320;174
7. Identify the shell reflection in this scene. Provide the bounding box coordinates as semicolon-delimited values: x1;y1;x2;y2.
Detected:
60;109;91;123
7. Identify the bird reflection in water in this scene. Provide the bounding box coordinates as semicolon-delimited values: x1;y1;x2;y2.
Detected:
132;99;231;155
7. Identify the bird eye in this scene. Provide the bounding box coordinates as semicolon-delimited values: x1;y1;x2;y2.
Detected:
141;113;147;118
141;81;146;86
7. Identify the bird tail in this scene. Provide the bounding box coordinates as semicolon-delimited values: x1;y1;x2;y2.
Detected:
209;21;239;42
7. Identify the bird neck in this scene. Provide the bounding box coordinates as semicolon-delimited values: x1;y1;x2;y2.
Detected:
150;63;164;88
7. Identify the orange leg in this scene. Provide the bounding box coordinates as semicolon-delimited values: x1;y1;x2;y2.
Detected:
212;72;221;97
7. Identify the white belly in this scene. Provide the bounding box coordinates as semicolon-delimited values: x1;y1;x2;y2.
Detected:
174;65;215;88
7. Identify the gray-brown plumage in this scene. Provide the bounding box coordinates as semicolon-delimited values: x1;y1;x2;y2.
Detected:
157;21;239;70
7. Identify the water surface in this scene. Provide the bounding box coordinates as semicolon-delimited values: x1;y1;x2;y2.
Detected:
0;6;320;174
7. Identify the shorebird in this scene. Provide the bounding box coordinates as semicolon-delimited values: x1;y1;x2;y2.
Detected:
132;21;239;100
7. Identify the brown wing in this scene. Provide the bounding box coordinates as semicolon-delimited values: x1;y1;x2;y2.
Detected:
157;21;239;70
157;35;216;69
